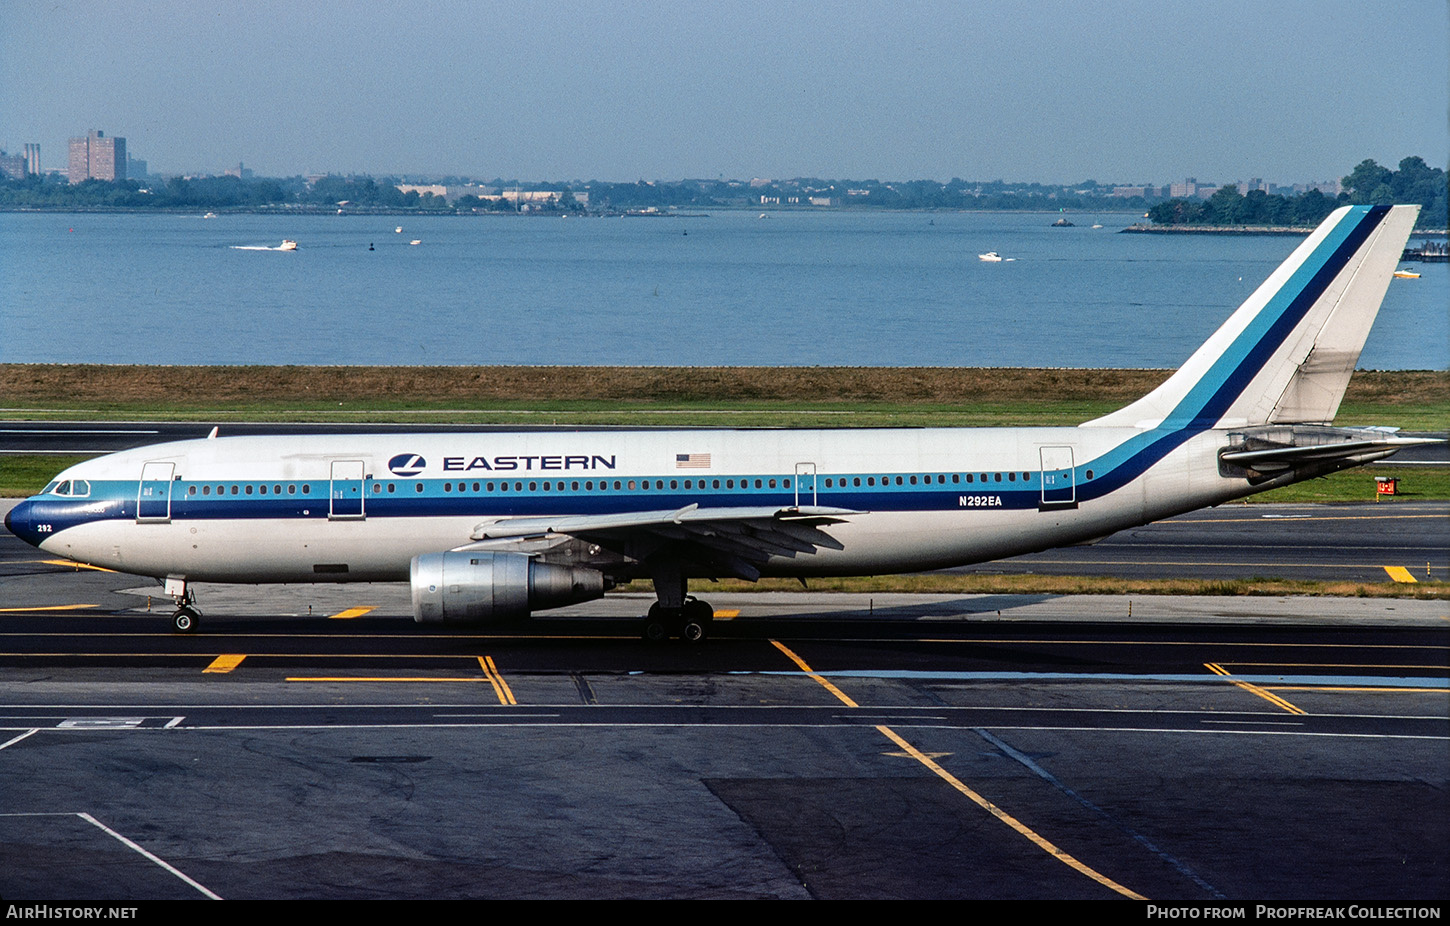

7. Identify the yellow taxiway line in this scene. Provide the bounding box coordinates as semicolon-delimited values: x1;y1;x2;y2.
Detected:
1204;663;1306;714
774;638;1146;899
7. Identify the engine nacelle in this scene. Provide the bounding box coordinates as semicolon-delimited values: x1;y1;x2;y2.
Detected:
411;551;606;624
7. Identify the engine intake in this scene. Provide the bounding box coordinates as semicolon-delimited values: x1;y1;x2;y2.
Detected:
411;551;605;624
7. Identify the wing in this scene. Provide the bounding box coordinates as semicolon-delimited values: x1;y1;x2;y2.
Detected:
453;503;863;580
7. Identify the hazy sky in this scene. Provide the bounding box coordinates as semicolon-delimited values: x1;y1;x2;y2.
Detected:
2;0;1445;183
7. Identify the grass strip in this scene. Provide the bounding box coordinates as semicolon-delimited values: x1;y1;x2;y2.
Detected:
612;575;1450;599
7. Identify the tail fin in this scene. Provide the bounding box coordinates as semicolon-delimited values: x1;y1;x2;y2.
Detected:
1085;204;1419;430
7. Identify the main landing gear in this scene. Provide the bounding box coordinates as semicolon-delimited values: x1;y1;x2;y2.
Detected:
642;565;715;642
642;597;715;643
164;577;201;634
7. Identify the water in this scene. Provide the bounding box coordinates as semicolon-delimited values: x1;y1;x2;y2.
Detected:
1;210;1444;368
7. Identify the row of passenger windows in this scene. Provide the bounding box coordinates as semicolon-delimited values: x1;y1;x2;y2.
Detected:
366;472;1050;494
175;470;1091;499
187;483;311;496
378;477;796;494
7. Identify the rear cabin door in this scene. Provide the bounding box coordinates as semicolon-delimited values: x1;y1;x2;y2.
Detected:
1038;446;1077;509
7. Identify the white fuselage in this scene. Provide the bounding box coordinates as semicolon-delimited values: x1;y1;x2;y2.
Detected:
22;424;1245;585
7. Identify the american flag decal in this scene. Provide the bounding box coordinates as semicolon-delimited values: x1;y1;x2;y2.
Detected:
675;453;711;469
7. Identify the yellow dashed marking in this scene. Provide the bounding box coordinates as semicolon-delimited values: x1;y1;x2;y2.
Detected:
1384;566;1418;584
713;609;740;620
328;607;376;620
0;604;98;613
203;654;247;674
1205;663;1306;714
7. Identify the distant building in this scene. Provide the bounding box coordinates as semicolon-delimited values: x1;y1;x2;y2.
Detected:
128;155;148;179
1170;178;1200;199
223;162;253;179
1111;184;1151;198
0;149;26;180
25;143;41;176
68;130;126;183
1291;179;1342;196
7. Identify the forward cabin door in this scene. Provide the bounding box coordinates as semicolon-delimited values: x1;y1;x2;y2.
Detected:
329;460;366;520
137;462;175;522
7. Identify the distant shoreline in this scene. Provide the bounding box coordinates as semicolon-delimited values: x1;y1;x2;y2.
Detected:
1121;223;1450;237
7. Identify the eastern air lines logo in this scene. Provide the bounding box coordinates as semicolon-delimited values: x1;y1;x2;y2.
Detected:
388;453;427;476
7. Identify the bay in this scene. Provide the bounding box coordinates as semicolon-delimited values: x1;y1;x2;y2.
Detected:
1;210;1443;369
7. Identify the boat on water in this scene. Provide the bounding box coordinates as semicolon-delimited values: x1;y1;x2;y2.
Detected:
1393;269;1420;278
978;251;1015;262
279;239;298;251
1051;218;1075;227
409;239;421;246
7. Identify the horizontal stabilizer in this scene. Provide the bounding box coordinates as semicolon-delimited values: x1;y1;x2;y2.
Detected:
1220;436;1441;472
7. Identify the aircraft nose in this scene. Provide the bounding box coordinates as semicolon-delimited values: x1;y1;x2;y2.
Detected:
4;499;38;548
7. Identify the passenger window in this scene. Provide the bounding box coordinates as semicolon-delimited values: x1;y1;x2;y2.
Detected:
245;484;254;494
188;486;197;495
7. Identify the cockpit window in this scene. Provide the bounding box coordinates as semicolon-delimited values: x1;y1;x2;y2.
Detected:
54;481;71;495
42;481;60;495
48;480;92;498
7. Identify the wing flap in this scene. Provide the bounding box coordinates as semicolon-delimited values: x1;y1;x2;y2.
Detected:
465;504;864;579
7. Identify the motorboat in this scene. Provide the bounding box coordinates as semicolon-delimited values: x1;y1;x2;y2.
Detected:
279;239;298;251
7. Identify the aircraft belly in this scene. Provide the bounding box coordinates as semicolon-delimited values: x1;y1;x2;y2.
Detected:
755;506;1131;576
47;516;474;583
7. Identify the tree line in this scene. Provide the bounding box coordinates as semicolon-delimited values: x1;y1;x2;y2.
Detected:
1147;157;1445;229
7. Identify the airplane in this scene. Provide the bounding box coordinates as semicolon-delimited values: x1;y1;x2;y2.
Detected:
5;204;1435;640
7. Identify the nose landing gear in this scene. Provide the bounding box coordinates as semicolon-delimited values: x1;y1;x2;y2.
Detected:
164;577;201;633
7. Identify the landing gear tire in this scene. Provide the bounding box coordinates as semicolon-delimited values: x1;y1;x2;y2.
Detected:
642;604;673;642
172;607;199;634
681;598;714;643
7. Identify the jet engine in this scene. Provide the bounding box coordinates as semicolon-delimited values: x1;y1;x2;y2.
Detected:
411;551;605;624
